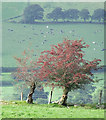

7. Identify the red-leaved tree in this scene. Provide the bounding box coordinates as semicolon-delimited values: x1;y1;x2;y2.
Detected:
35;39;101;105
13;49;41;104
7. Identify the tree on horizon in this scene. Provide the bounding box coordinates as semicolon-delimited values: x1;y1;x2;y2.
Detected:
79;9;90;22
91;8;104;22
46;7;63;21
23;4;44;23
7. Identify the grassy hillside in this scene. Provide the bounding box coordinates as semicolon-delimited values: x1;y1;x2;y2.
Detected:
1;101;105;118
2;22;104;67
2;2;104;68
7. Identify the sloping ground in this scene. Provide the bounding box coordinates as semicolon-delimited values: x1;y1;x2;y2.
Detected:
2;22;104;67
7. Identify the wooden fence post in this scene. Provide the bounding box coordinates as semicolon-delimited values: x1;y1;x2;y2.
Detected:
21;92;23;101
98;90;102;105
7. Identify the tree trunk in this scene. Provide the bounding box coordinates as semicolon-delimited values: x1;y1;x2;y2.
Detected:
26;82;36;104
58;87;69;105
48;90;53;104
84;18;86;22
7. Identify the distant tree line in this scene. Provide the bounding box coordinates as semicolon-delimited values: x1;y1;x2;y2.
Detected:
22;4;106;24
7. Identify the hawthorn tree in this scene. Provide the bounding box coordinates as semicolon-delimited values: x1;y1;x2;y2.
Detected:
35;39;101;105
13;49;40;104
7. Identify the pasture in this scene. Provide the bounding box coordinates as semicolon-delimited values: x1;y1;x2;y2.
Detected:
1;101;105;118
2;22;104;67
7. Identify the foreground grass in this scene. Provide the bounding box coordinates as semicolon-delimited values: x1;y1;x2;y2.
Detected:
1;101;105;118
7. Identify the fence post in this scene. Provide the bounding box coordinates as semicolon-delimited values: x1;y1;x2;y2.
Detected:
98;90;102;105
21;92;23;101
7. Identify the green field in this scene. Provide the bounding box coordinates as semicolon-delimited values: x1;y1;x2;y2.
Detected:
1;101;105;118
2;22;104;67
1;3;104;67
2;3;104;68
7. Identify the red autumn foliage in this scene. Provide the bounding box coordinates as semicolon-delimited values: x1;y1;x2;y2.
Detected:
36;39;101;90
13;49;40;87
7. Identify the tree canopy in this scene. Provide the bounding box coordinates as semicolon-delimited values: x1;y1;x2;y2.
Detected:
23;4;44;23
64;9;79;21
36;39;101;91
92;9;104;22
22;4;105;23
34;39;101;105
46;7;63;21
79;9;90;21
